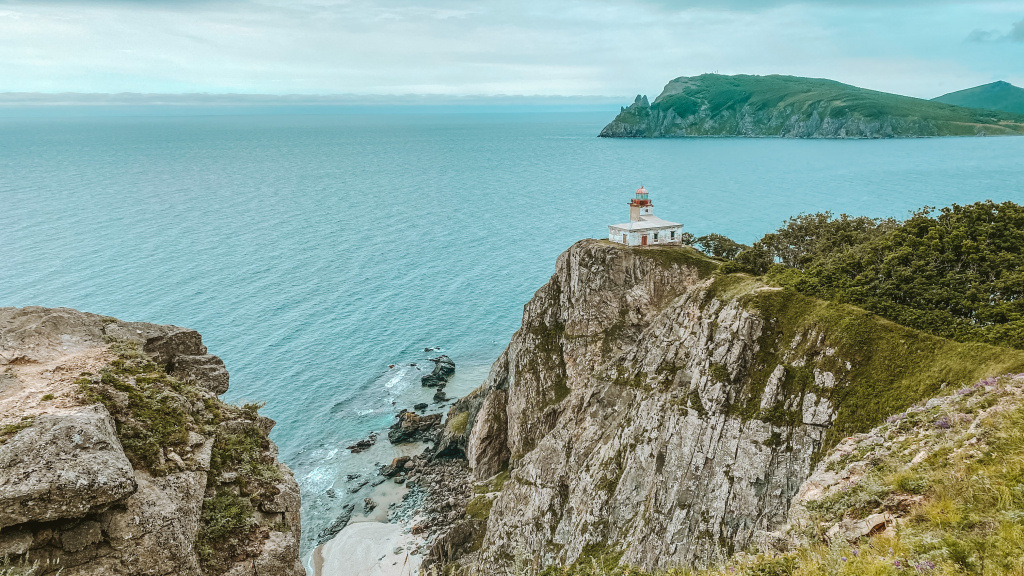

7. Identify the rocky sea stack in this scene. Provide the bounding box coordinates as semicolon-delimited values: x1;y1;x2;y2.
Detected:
0;307;303;576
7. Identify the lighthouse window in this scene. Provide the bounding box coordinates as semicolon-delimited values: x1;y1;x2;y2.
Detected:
653;232;659;241
670;231;676;239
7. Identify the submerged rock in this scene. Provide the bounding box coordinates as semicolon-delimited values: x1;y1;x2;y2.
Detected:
317;503;356;543
346;432;378;454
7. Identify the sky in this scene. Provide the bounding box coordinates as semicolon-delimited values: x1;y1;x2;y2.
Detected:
0;0;1022;99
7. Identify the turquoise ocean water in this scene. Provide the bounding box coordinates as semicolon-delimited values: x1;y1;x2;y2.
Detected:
3;108;1024;556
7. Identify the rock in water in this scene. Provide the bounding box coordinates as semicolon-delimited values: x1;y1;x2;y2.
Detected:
421;355;455;387
346;432;378;453
388;409;442;444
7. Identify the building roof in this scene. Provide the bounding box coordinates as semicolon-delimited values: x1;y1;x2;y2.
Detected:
608;215;681;231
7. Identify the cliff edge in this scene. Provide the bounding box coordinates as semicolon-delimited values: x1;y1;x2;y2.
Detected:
0;307;303;576
431;239;1024;573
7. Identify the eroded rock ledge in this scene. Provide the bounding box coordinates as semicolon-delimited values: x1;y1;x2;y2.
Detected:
0;307;303;576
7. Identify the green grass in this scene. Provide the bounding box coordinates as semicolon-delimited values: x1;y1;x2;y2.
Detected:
620;243;719;278
933;81;1024;115
603;74;1024;138
466;495;495;520
73;340;286;573
475;469;512;495
736;286;1024;458
447;411;470;436
0;416;35;446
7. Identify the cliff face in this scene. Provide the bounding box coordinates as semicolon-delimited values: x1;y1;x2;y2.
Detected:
0;307;303;576
599;74;1024;138
437;240;1024;573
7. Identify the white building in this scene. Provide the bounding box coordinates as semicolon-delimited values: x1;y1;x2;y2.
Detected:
608;186;684;246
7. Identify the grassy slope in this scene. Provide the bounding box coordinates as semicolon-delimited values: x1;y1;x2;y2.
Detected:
933;81;1024;115
739;284;1024;456
606;74;1024;137
612;244;1024;458
531;377;1024;576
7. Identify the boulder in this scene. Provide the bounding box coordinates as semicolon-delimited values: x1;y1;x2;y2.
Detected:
421;355;455;387
0;405;136;529
826;513;893;543
382;456;412;477
346;432;377;454
168;354;229;395
142;328;207;366
388;410;442;444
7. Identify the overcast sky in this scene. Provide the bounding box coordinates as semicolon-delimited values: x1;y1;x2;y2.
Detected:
0;0;1021;98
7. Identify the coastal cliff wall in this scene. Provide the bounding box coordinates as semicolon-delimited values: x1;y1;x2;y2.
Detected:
435;240;1024;573
0;307;303;576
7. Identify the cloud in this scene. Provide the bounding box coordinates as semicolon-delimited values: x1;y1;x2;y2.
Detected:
0;0;1021;96
966;18;1024;43
966;28;999;42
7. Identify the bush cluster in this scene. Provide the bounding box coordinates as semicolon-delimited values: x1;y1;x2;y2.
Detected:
692;201;1024;349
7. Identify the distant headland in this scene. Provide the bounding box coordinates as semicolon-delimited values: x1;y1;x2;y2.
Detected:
600;74;1024;138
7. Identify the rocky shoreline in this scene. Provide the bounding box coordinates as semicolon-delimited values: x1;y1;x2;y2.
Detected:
313;353;485;575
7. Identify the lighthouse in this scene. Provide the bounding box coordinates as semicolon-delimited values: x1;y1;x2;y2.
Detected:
608;186;684;246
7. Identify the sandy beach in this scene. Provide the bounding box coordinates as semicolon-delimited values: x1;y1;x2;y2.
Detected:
315;522;423;576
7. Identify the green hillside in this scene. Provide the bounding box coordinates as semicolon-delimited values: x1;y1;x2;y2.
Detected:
933;80;1024;115
600;74;1024;138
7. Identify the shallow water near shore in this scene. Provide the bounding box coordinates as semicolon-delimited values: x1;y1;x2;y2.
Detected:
3;107;1024;566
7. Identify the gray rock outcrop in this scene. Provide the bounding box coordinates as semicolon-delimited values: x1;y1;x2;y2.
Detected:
0;404;136;528
0;307;303;576
388;409;442;444
434;240;969;574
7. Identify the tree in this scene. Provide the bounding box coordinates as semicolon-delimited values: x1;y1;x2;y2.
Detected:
695;233;746;260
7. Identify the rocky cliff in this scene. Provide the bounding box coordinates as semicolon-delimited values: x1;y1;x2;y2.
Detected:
433;240;1024;573
599;74;1024;138
0;307;303;576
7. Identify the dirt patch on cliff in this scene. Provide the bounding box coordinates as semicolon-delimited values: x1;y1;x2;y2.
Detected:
0;346;113;426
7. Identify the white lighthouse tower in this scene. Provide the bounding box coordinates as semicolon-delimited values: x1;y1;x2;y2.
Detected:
608;186;683;246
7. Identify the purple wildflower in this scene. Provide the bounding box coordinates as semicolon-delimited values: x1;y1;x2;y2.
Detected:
914;560;936;573
935;416;952;430
852;548;859;557
841;556;847;562
895;559;902;569
888;412;908;424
